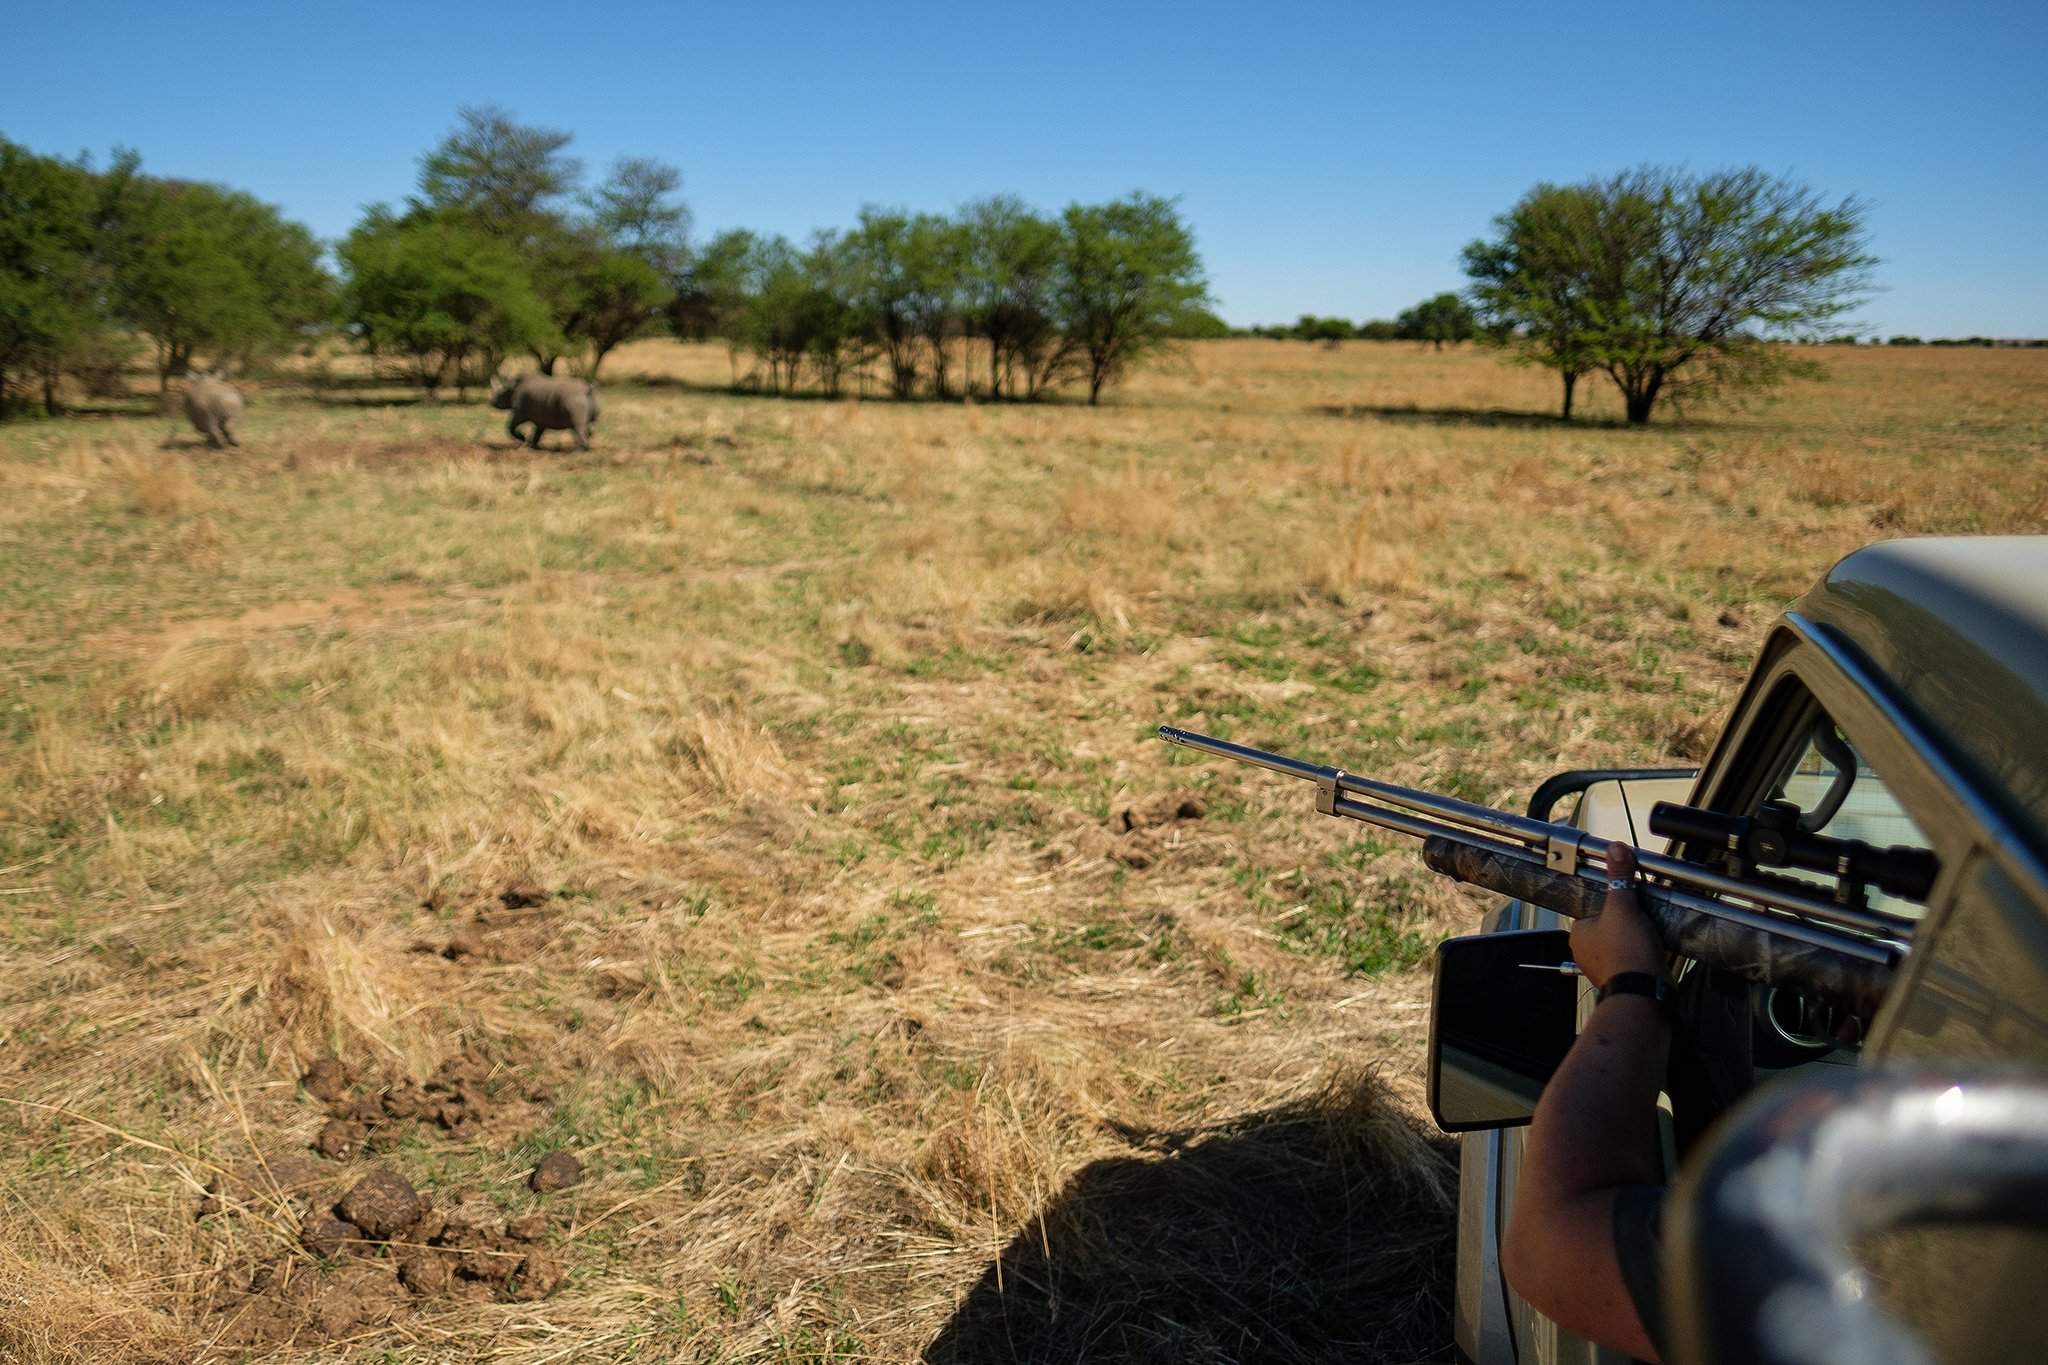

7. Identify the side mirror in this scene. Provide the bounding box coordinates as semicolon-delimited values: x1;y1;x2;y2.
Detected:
1429;929;1580;1132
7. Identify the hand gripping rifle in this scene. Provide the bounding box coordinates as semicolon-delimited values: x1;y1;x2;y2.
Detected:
1159;726;1918;1018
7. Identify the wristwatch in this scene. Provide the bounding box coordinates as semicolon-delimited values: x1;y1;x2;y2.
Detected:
1597;971;1677;1024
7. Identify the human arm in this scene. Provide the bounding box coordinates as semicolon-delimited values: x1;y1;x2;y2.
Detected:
1500;842;1671;1362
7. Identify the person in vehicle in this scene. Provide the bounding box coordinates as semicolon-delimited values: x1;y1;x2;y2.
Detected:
1500;843;1670;1362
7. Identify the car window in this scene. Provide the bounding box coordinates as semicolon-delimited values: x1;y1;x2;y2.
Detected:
1767;720;1935;921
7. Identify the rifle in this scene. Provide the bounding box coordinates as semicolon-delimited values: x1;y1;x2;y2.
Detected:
1158;726;1914;1018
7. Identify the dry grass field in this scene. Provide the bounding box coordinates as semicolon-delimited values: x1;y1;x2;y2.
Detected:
1;339;2043;1362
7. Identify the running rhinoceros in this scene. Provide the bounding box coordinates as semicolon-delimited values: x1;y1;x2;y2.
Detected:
183;371;245;449
489;372;601;451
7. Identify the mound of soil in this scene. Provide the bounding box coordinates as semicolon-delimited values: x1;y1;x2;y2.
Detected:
315;1118;367;1159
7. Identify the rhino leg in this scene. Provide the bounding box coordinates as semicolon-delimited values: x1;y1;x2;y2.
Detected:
221;417;240;448
573;418;590;451
198;419;225;450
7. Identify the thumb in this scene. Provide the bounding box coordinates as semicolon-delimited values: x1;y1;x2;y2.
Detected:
1604;842;1639;905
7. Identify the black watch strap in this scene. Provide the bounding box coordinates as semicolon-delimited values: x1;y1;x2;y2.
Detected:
1597;971;1677;1023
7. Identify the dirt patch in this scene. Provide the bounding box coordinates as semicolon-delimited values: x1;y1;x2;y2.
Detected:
1114;791;1207;833
300;1058;350;1106
198;1154;335;1220
1050;790;1211;872
89;583;434;658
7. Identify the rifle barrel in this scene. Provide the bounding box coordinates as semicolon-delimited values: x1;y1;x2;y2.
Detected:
1159;725;1915;943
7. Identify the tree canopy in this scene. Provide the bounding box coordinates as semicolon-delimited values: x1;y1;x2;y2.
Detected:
1394;293;1476;349
1;139;329;414
1058;193;1211;405
668;193;1207;404
366;107;687;381
0;141;107;412
5;112;1215;411
113;178;331;388
339;214;552;396
1464;166;1876;422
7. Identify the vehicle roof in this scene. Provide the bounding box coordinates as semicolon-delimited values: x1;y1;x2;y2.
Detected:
1791;536;2048;844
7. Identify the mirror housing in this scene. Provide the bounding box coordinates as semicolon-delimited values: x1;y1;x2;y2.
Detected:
1428;929;1580;1132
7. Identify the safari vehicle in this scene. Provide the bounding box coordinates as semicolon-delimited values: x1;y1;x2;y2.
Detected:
1436;537;2048;1365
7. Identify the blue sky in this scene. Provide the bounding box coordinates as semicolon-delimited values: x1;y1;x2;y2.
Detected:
5;1;2044;335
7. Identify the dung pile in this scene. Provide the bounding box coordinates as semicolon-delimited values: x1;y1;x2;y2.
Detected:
199;1163;569;1348
297;1047;549;1149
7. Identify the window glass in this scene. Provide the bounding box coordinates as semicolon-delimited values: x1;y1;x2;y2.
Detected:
1767;721;1935;920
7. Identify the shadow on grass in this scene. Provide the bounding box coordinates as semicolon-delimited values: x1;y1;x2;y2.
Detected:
1313;402;1633;431
1;400;163;422
922;1075;1457;1365
301;391;434;409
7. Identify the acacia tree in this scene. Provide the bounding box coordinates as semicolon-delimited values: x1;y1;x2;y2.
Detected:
670;228;758;382
1394;292;1476;350
409;109;686;377
1595;167;1873;423
416;106;580;241
798;232;871;397
111;178;331;391
1057;193;1211;405
1465;166;1875;423
547;231;674;378
552;157;687;377
586;156;691;280
339;214;552;396
843;209;921;398
0;141;104;414
1462;184;1602;417
904;212;968;398
959;196;1070;399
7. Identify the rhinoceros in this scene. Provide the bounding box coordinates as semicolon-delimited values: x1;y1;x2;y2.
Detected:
489;372;601;450
183;371;245;449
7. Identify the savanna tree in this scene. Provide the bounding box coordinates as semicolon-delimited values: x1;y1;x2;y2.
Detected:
1057;193;1211;405
415;106;581;242
339;213;552;396
960;196;1072;398
408;108;688;377
1464;166;1875;423
843;210;922;398
0;141;106;414
1462;184;1603;417
670;228;758;381
904;212;969;398
1394;292;1476;350
111;177;331;390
